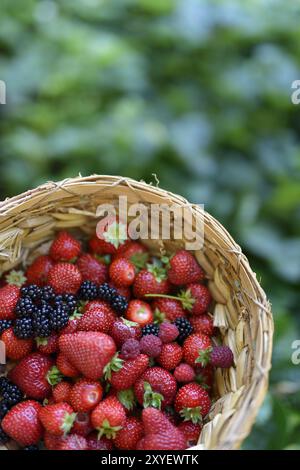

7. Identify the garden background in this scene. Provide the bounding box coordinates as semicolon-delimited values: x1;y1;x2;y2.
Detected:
0;0;300;449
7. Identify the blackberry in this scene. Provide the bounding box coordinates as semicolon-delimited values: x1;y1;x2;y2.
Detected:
98;283;117;302
173;317;193;342
141;323;159;337
78;281;98;300
21;284;41;300
54;294;77;314
32;304;52;338
2;383;23;406
50;304;69;331
0;425;9;444
0;400;10;419
0;376;9;393
110;294;128;314
23;445;39;451
0;319;12;334
14;317;34;339
15;296;37;317
40;285;55;301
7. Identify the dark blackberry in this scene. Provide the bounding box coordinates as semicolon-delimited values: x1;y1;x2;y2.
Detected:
98;283;117;302
50;304;69;331
15;296;37;317
141;323;159;337
78;281;98;300
0;400;10;419
54;294;77;314
0;425;9;444
173;317;193;342
40;285;55;301
110;294;128;314
21;284;41;300
23;445;39;451
14;317;34;339
0;319;12;334
0;376;9;393
2;383;23;406
32;304;53;338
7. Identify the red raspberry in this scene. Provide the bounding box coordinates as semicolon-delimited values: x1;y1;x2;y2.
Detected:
210;346;234;368
158;322;179;343
174;363;196;383
121;339;141;360
139;334;162;358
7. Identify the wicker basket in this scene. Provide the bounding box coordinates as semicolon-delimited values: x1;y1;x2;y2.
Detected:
0;175;273;450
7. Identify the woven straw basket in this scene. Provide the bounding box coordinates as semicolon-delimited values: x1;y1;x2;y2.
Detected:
0;175;273;450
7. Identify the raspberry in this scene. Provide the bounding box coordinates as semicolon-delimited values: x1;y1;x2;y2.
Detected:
139;334;162;358
211;346;233;368
174;363;195;383
158;322;179;343
121;339;141;360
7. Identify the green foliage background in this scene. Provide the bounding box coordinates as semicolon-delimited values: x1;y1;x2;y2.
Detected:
0;0;300;449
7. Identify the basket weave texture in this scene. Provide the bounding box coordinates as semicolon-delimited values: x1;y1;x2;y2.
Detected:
0;175;273;450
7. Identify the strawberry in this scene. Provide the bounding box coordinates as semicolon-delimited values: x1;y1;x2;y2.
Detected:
157;343;182;371
26;255;54;286
90;220;128;255
178;421;202;447
0;284;20;320
36;333;59;355
115;417;144;450
111;318;141;347
126;300;153;327
174;383;211;422
133;266;170;299
2;401;43;446
57;433;88;450
190;314;214;336
44;431;62;450
115;240;148;262
140;407;186;450
56;353;80;378
182;333;212;366
60;310;82;334
50;231;81;262
9;352;53;400
108;354;149;391
174;363;196;383
48;263;82;295
77;253;108;284
69;379;103;412
87;432;114;450
39;402;76;436
77;303;115;334
53;381;72;403
89;235;117;255
109;257;136;287
1;327;33;360
72;412;93;436
167;250;205;285
152;298;187;322
180;283;212;316
195;364;214;389
91;396;126;439
59;332;116;380
134;367;177;409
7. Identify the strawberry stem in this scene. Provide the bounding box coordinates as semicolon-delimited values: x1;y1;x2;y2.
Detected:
143;381;164;410
180;406;203;424
46;366;64;386
103;353;124;381
145;290;195;311
97;419;123;440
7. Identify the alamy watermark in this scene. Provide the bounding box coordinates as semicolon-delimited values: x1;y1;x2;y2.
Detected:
291;80;300;104
291;340;300;365
0;340;5;364
0;80;6;105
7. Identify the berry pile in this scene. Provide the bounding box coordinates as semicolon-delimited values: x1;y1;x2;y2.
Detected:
0;226;233;450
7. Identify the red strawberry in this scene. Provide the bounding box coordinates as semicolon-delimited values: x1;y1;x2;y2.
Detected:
39;402;76;436
48;263;82;295
77;303;115;334
174;383;211;422
44;431;62;450
69;379;103;412
1;327;33;360
126;300;153;327
178;421;202;447
167;250;205;285
36;333;59;355
2;400;43;446
115;240;148;262
111;318;141;347
72;412;93;436
59;332;116;380
152;298;186;322
133;267;170;299
87;432;114;450
89;235;117;255
195;364;214;390
109;354;149;391
91;396;126;439
182;333;212;366
50;231;81;262
26;255;54;286
77;253;108;284
57;433;88;450
109;257;136;287
174;363;196;383
190;314;214;336
157;343;182;371
56;353;80;378
90;220;128;255
115;417;144;450
134;367;177;409
60;311;82;334
140;407;186;450
0;284;20;320
53;381;72;403
181;283;212;316
9;352;53;400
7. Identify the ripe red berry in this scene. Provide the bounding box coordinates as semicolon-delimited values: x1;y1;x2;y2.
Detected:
50;231;81;262
140;407;187;450
126;300;153;327
86;433;114;450
77;253;108;284
91;396;126;439
178;421;202;447
1;327;33;360
2;400;43;446
111;318;141;347
174;363;196;383
152;298;187;322
52;381;72;403
57;433;88;450
210;345;234;368
134;367;177;409
158;322;179;343
139;334;162;358
121;338;140;360
0;284;20;320
157;343;183;370
183;333;212;366
39;402;76;436
48;263;82;295
181;283;212;316
175;383;211;422
109;354;149;391
72;412;93;436
69;378;103;412
56;352;79;378
115;417;144;450
77;303;115;334
109;257;136;287
168;250;205;285
26;255;54;286
133;267;170;299
190;314;214;336
36;333;59;355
